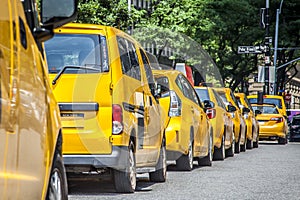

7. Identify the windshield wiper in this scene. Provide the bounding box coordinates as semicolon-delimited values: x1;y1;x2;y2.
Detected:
52;65;100;85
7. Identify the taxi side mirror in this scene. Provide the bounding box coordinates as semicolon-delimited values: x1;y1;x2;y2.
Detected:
227;105;236;112
254;110;262;116
242;107;251;114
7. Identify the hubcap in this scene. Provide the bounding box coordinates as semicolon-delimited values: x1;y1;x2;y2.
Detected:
48;169;62;200
128;148;136;190
188;141;193;169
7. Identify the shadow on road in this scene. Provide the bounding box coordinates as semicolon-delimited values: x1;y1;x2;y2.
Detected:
68;174;158;195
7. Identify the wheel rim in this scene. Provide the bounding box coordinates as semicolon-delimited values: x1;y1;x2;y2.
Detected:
232;133;235;154
128;147;136;190
188;141;193;169
48;169;62;200
222;135;225;159
209;133;213;162
162;145;167;176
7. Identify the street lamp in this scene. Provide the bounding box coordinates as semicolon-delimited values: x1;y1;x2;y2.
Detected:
272;0;284;95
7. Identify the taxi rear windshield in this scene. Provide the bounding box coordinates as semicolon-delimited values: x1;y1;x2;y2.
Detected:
44;34;109;74
248;98;282;109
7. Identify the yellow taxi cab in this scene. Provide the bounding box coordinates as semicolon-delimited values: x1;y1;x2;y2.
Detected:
194;86;235;160
153;70;213;171
0;0;77;199
44;23;166;193
235;93;259;149
251;104;288;144
215;88;247;153
247;94;287;117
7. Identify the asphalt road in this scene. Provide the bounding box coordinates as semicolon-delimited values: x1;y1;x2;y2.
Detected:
68;141;300;200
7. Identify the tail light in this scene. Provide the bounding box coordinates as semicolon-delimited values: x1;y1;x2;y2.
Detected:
206;108;216;119
270;117;283;123
112;104;123;134
169;90;182;117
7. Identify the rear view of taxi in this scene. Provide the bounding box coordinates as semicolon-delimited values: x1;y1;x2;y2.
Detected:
252;104;288;144
154;70;213;171
194;86;234;160
44;23;166;193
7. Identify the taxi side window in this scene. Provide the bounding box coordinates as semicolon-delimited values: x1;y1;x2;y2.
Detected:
177;74;199;105
140;49;155;86
117;37;141;81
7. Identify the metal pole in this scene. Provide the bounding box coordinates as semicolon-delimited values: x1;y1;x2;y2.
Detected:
264;0;270;95
273;0;284;95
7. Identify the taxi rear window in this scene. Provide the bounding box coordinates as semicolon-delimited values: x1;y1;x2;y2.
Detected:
45;34;108;74
249;98;282;109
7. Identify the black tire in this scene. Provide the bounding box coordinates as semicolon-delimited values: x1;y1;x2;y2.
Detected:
234;130;241;154
113;141;136;193
278;136;287;145
246;139;253;149
253;140;259;148
149;139;167;182
240;138;247;152
198;131;213;166
225;133;235;157
176;138;193;171
213;134;225;161
46;153;68;200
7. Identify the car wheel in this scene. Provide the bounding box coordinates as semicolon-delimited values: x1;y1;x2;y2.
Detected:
198;130;213;166
234;130;241;154
278;136;287;145
149;139;167;182
226;132;235;157
46;152;68;200
246;139;253;149
213;133;225;161
176;138;193;171
113;141;136;193
253;138;259;148
240;137;247;152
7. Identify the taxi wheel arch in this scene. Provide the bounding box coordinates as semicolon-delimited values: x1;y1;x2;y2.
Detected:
46;132;68;200
176;127;194;171
113;130;137;193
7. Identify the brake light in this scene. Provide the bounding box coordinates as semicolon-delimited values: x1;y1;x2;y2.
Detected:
169;90;182;117
206;108;216;119
112;104;123;134
270;117;283;123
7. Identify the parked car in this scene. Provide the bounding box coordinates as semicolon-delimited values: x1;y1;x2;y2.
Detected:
215;88;246;152
153;70;213;171
235;93;259;149
247;94;287;117
194;86;235;160
0;0;78;199
288;114;300;142
44;23;166;193
251;104;288;144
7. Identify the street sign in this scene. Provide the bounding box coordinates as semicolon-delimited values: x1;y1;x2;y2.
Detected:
248;82;264;92
238;46;265;54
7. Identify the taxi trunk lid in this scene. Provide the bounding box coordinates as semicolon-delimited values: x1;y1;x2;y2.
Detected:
50;73;112;154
